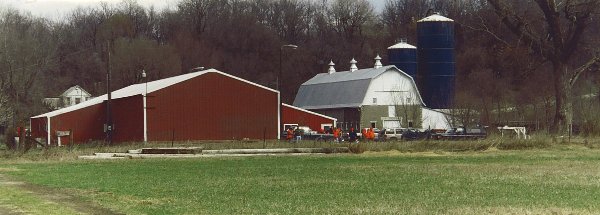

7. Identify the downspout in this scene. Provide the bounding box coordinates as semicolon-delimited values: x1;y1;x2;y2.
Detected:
143;94;148;143
277;92;281;140
47;116;51;146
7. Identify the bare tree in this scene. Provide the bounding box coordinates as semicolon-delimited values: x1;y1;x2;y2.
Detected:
485;0;600;134
0;9;57;127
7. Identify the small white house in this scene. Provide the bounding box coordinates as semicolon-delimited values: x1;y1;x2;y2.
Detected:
43;85;92;110
61;85;92;106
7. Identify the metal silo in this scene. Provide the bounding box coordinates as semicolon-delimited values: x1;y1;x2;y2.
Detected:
388;39;417;80
417;13;455;109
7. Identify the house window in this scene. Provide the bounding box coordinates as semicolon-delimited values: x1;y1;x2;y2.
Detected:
75;98;81;104
372;98;377;104
406;97;412;104
370;121;376;128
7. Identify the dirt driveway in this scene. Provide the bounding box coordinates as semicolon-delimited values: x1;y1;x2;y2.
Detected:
0;173;122;215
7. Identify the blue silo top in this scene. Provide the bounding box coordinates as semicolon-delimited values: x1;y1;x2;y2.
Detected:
388;41;418;79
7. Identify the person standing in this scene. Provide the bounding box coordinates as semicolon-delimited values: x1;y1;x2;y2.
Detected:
349;127;357;143
286;127;294;141
333;127;339;143
368;128;375;141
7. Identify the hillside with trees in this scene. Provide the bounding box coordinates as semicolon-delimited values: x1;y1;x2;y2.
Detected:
0;0;599;135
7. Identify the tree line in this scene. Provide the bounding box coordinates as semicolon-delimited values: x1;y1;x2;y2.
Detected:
0;0;599;135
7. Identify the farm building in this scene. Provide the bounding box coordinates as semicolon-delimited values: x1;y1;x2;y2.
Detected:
293;13;458;131
43;85;93;110
281;103;337;132
30;69;285;145
292;57;450;131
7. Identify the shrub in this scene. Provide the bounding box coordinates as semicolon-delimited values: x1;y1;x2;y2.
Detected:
4;127;16;150
347;142;365;154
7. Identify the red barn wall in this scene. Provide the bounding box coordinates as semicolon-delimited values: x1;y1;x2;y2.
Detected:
48;102;105;145
147;72;278;141
282;105;335;132
30;117;48;139
31;95;143;145
111;95;144;143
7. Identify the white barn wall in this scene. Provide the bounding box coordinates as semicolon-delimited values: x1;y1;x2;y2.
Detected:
422;108;451;130
362;70;421;106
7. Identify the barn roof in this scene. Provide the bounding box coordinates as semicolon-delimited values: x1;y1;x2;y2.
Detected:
32;69;277;118
293;65;424;110
282;103;337;121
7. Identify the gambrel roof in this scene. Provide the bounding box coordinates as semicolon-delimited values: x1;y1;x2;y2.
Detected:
293;65;425;110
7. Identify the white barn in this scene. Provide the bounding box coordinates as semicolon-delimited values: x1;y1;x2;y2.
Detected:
293;58;450;130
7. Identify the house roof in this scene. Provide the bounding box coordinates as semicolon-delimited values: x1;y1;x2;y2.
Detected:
32;69;278;118
293;66;425;110
60;85;91;97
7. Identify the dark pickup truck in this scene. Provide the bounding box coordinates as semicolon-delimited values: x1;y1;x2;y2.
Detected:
401;128;432;141
432;127;487;140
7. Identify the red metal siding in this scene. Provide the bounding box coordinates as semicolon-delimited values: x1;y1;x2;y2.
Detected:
48;103;106;145
30;95;143;145
147;72;278;141
30;117;48;139
282;105;335;132
111;95;144;143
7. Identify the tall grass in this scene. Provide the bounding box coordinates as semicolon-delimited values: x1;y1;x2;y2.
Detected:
1;135;599;162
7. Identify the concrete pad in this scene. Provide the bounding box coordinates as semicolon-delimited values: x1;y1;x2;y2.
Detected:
202;147;348;154
78;156;126;160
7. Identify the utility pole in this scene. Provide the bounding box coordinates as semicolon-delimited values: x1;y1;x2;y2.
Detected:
278;44;297;140
278;44;298;97
106;41;113;145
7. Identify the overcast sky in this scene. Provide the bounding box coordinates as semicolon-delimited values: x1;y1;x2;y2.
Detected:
2;0;386;21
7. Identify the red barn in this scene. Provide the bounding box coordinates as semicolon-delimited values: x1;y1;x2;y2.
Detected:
30;69;280;145
281;103;337;133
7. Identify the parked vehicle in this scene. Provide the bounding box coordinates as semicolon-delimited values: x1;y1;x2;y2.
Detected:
384;128;404;141
432;126;487;140
281;126;336;141
401;128;432;140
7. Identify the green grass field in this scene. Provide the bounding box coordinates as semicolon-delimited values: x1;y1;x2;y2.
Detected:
0;142;599;214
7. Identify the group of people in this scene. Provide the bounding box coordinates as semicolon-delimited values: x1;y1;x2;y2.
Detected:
361;128;377;141
331;127;377;143
285;125;382;143
286;127;304;142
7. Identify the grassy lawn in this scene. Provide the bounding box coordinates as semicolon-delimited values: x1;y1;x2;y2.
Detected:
0;144;599;214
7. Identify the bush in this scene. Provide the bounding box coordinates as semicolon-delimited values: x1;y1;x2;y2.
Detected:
4;127;16;150
347;142;365;154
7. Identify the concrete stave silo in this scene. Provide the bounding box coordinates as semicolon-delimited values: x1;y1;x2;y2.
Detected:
417;13;455;109
388;39;418;80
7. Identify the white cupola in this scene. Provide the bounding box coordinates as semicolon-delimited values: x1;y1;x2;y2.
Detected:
328;60;336;74
374;55;382;69
350;58;358;72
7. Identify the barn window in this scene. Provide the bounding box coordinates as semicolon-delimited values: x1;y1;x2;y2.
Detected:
372;98;377;104
406;97;412;104
388;106;396;117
